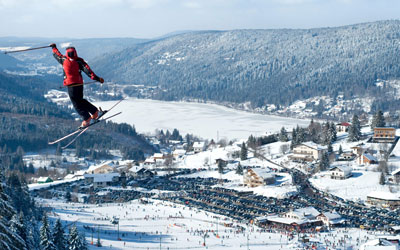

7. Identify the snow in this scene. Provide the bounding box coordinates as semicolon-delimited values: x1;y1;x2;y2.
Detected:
94;98;310;140
28;177;83;191
367;191;400;201
310;170;391;202
37;197;386;250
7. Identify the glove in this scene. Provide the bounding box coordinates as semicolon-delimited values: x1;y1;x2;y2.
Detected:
49;43;56;48
99;77;104;84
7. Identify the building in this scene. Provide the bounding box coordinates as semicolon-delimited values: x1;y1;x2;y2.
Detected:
351;145;365;157
360;239;399;250
373;127;396;143
367;191;400;208
172;149;186;160
290;142;328;162
37;177;53;184
83;173;121;189
193;142;205;153
317;211;345;227
243;168;275;187
388;169;400;184
263;207;322;231
329;165;352;180
86;162;114;174
358;153;378;165
143;157;156;167
336;122;351;132
338;152;355;161
130;168;155;179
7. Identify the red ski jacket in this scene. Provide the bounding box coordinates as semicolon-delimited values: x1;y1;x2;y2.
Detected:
52;47;100;86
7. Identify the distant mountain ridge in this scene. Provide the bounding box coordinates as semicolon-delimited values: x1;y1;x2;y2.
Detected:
92;20;400;111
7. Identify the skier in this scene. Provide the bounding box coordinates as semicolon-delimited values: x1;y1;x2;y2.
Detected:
50;43;105;127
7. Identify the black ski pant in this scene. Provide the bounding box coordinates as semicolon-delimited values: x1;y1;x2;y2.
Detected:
67;85;97;121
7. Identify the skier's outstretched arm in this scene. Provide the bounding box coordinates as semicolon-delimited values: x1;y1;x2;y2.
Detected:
78;58;104;83
50;43;65;64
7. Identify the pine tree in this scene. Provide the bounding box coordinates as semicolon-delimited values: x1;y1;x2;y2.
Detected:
236;163;243;175
217;160;225;174
65;191;71;202
329;122;337;142
371;110;385;129
338;145;343;155
348;114;361;142
327;142;333;154
53;219;66;250
240;142;248;160
40;214;56;250
68;224;82;250
379;172;385;185
56;144;62;156
318;152;330;172
10;212;27;246
279;127;289;142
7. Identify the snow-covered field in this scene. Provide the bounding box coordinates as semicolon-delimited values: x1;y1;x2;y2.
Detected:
310;170;391;202
94;98;310;140
39;198;379;250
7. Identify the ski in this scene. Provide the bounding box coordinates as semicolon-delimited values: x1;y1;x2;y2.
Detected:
61;112;122;149
48;97;125;145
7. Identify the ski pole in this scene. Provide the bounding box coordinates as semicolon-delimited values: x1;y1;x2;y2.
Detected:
3;45;51;54
58;81;99;89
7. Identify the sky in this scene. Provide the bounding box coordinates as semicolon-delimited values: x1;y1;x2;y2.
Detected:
0;0;400;39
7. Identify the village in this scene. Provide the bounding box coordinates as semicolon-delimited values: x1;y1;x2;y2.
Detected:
28;114;400;249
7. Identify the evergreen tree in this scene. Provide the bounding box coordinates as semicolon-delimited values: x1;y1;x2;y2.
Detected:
10;212;27;249
217;160;225;174
240;142;248;160
52;219;66;250
236;163;243;175
279;127;289;142
56;144;62;156
327;142;333;154
68;224;82;250
318;152;330;172
338;145;343;155
348;114;362;142
329;122;337;142
40;214;56;250
65;191;71;202
371;110;385;129
0;182;26;250
379;172;385;185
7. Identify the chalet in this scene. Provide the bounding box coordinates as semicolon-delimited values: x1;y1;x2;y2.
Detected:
87;162;114;174
264;207;322;231
351;145;365;157
143;157;156;166
243;168;275;187
360;239;399;250
338;152;355;161
336;122;351;132
37;177;53;184
357;153;378;165
193;142;205;153
317;211;345;227
373;127;396;143
290;142;327;162
83;173;120;189
367;191;400;208
388;168;400;184
131;168;155;179
172;149;186;159
329;165;352;180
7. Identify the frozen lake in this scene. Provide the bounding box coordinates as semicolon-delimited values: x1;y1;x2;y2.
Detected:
95;98;309;140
